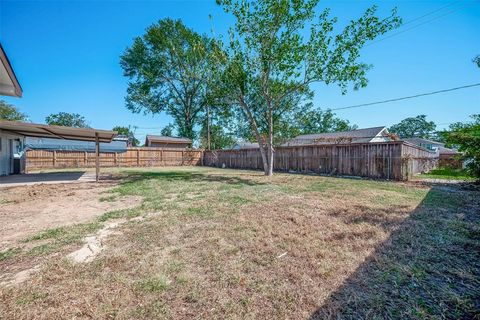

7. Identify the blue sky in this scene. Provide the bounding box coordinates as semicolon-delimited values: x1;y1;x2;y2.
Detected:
1;0;479;143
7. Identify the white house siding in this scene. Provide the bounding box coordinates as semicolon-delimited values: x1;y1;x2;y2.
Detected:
0;130;24;175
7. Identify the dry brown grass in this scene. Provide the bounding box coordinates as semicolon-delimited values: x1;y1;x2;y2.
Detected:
1;167;478;319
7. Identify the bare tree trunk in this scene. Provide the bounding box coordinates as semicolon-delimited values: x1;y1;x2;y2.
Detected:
206;105;211;150
266;107;274;176
239;98;269;174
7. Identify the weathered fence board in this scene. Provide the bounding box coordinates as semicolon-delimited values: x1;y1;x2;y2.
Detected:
26;147;203;170
203;142;437;180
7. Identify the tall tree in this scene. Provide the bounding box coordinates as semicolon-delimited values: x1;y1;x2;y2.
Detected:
45;112;89;128
112;125;140;146
160;123;175;137
284;106;357;139
120;18;216;140
212;0;401;175
389;115;436;139
0;100;28;121
445;114;480;178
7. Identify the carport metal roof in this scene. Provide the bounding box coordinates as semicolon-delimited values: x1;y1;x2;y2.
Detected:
0;120;117;182
0;120;117;142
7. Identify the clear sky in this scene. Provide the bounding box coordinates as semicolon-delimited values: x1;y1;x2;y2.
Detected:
0;0;479;143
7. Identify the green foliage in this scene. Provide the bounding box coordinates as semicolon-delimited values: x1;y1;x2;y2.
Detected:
199;123;236;150
0;100;28;121
473;55;480;68
445;114;480;178
113;125;140;146
212;0;401;174
389;115;436;139
160;123;175;137
45;112;89;128
276;105;357;143
120;19;218;140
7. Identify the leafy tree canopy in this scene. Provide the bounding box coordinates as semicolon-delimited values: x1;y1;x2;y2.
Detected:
112;125;140;146
160;123;176;137
212;0;401;175
0;100;28;121
200;123;236;150
445;114;480;178
120;18;217;140
45;112;89;128
286;106;357;138
389;115;436;139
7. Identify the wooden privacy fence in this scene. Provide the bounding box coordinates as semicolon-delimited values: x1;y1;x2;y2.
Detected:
203;141;437;180
25;142;437;180
26;147;203;170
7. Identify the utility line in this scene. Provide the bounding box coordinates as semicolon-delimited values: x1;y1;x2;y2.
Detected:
329;83;480;111
366;1;473;47
400;1;459;26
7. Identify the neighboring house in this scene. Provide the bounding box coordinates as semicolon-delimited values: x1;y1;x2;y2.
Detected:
403;137;463;168
227;142;260;150
145;135;192;149
403;137;445;152
282;126;392;146
0;43;24;175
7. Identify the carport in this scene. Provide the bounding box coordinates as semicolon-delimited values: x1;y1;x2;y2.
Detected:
0;120;117;181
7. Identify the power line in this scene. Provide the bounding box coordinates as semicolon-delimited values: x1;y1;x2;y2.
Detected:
400;1;459;26
366;1;474;47
329;83;480;111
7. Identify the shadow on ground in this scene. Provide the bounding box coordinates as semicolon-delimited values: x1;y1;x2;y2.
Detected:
0;171;88;186
119;170;266;186
310;184;480;319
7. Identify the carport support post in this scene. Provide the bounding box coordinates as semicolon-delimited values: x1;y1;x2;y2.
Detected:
95;133;100;182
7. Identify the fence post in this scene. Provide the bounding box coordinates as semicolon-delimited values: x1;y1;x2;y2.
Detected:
114;152;118;167
137;149;140;166
53;150;57;167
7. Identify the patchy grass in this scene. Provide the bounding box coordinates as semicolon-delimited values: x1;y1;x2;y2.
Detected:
0;198;11;205
0;248;21;261
420;167;475;180
1;167;478;319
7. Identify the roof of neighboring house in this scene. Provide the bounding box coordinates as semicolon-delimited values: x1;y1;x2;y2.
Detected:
145;135;192;144
403;137;445;147
438;146;461;155
0;120;117;142
0;43;22;97
282;126;390;146
228;142;260;150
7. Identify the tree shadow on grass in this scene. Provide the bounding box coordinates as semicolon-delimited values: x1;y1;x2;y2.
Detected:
119;170;266;187
310;185;480;319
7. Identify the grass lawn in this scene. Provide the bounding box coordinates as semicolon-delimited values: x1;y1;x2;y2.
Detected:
1;167;479;319
419;167;475;181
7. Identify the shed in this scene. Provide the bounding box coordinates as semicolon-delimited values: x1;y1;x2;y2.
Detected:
145;135;192;149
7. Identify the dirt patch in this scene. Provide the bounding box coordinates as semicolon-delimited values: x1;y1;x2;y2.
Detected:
0;182;142;249
68;216;146;264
